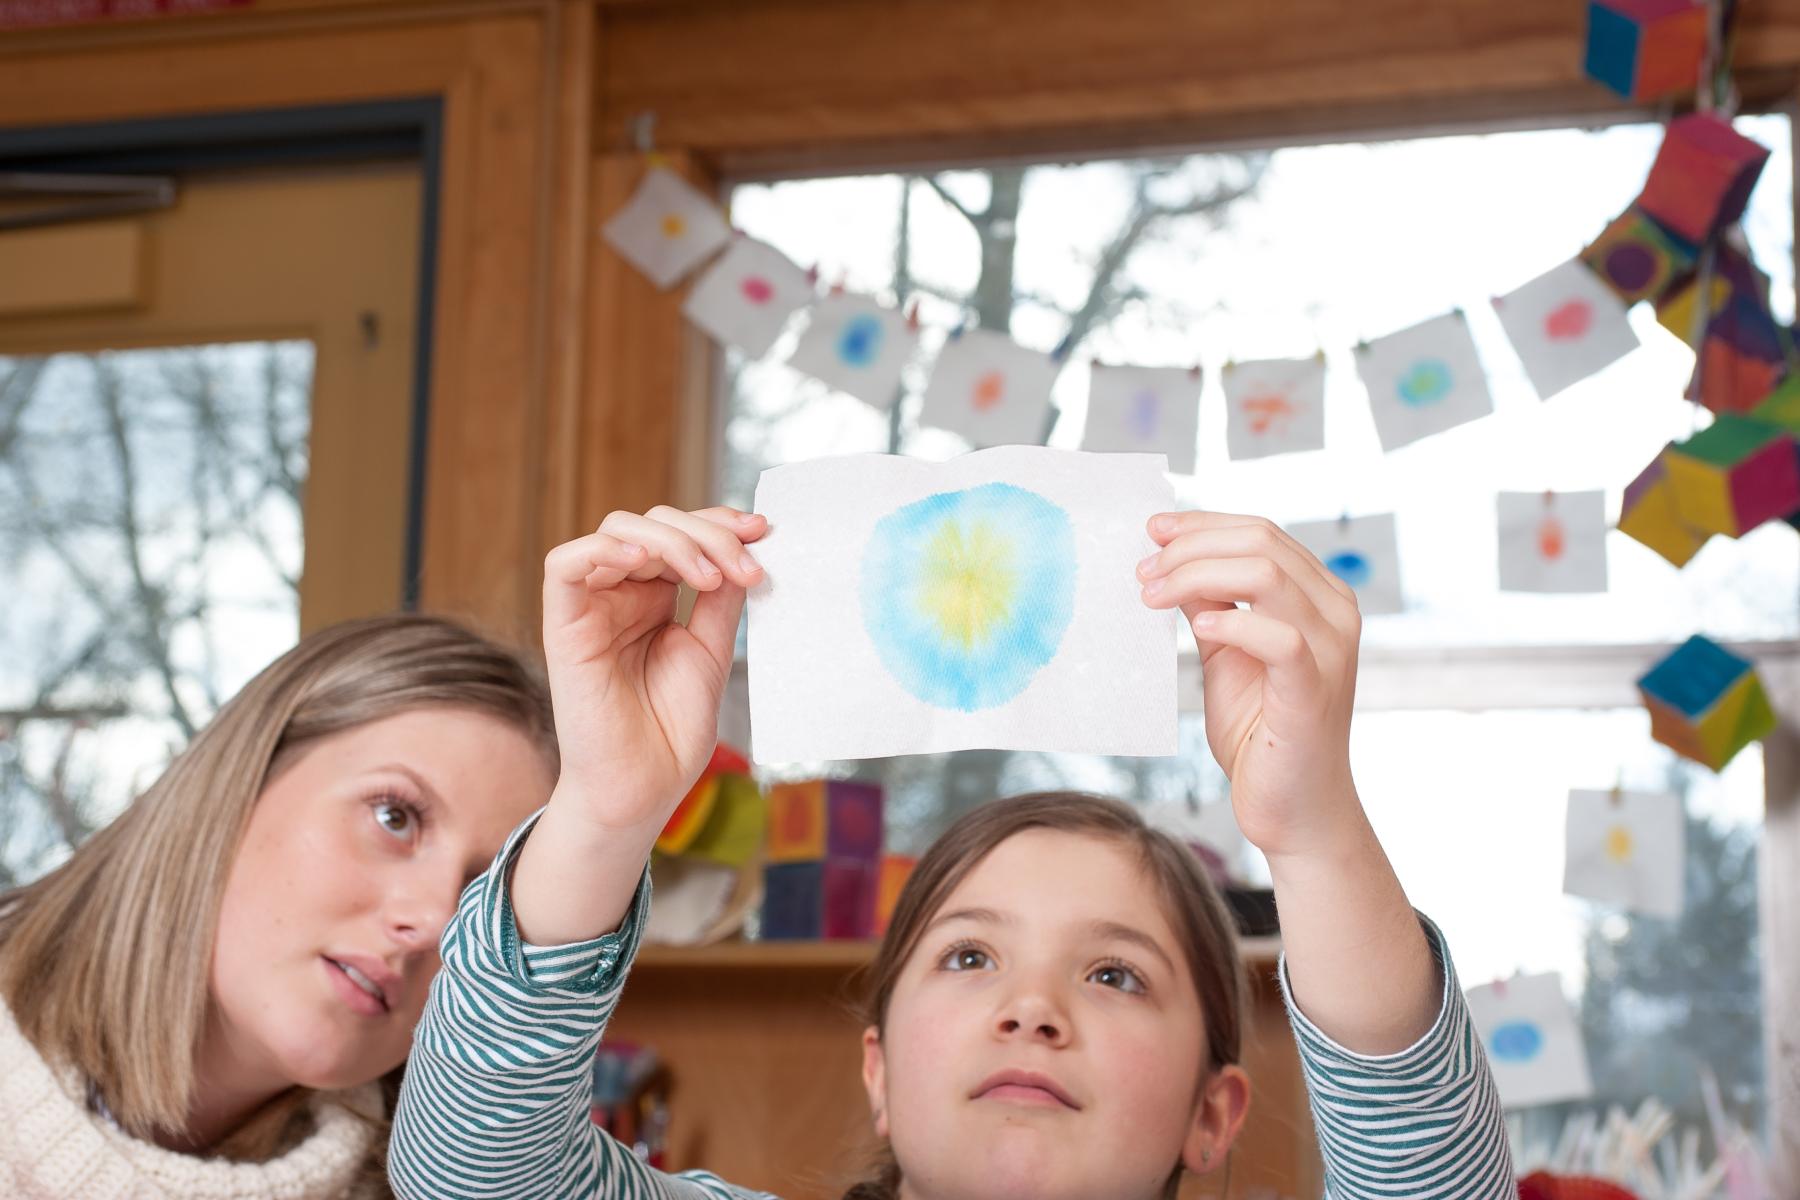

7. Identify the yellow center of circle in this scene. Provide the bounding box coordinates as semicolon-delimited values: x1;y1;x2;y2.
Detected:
917;519;1017;649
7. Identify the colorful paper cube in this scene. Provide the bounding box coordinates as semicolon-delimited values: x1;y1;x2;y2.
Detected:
761;859;878;940
1584;0;1708;101
656;743;751;855
1654;273;1731;348
1637;635;1778;770
874;854;918;937
826;780;883;862
680;773;767;867
765;780;827;863
1581;208;1696;304
1618;448;1711;567
761;861;825;939
1664;414;1800;536
1637;113;1772;244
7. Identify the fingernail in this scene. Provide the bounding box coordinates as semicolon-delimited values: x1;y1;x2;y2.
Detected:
620;542;645;557
697;557;721;578
1137;552;1161;577
1192;612;1217;630
739;554;763;576
1143;578;1164;598
1150;514;1173;535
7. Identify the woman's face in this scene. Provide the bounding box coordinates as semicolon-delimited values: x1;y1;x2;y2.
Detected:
862;829;1250;1200
210;707;554;1095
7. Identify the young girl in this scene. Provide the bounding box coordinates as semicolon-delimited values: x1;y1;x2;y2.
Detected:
390;502;1515;1200
0;615;558;1198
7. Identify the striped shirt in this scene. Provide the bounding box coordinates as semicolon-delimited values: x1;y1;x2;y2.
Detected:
391;815;1515;1200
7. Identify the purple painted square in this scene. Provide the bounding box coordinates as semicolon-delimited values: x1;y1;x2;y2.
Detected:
826;780;884;862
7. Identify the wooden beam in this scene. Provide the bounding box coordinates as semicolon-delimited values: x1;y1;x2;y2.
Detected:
595;0;1800;175
0;218;142;316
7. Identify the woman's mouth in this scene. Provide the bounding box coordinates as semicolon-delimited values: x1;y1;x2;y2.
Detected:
322;956;391;1016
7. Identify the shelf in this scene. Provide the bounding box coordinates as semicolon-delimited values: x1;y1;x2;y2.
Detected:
636;935;1282;970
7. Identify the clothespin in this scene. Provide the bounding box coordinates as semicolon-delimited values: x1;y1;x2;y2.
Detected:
804;264;820;287
1491;974;1508;999
1610;769;1625;807
1312;348;1327;365
1543;488;1558;509
829;273;847;297
631;111;667;170
947;319;969;344
1338;509;1353;530
903;298;921;331
1049;332;1073;363
1188;362;1203;380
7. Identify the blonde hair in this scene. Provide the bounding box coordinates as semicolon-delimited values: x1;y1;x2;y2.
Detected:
0;614;555;1167
844;792;1247;1200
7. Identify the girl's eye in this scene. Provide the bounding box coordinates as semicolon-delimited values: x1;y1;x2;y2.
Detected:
940;944;994;972
1090;962;1147;995
372;799;420;842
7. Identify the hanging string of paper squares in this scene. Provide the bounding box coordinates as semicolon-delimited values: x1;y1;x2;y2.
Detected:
601;0;1787;778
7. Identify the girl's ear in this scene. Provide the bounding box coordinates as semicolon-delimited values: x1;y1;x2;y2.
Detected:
860;1025;889;1138
1181;1063;1251;1175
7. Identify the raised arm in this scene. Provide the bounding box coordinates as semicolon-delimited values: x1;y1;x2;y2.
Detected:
391;505;775;1200
1138;511;1513;1199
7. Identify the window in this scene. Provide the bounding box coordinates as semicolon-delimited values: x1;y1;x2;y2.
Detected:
715;116;1791;1143
0;343;310;882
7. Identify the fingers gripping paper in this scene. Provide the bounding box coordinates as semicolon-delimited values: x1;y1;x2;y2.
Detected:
748;447;1178;763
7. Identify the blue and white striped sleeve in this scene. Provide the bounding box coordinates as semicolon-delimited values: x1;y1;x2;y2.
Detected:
1279;915;1516;1200
390;811;774;1200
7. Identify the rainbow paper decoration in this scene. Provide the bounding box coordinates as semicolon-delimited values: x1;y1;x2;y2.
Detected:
1618;448;1712;567
601;167;732;290
1354;311;1494;453
1491;259;1639;401
917;328;1061;448
1654;272;1732;347
1496;490;1608;593
1580;207;1697;304
1636;635;1777;771
1583;0;1708;102
1080;363;1204;474
761;778;886;939
1221;356;1327;461
1663;413;1800;537
682;236;815;358
1466;972;1594;1109
1563;787;1686;920
786;293;920;410
1637;113;1772;245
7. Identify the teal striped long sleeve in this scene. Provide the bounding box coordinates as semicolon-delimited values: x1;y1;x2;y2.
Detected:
393;814;1514;1200
1277;917;1516;1199
390;812;771;1200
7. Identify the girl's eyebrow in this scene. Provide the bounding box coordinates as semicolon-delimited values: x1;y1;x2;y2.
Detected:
922;906;1010;937
1086;919;1176;974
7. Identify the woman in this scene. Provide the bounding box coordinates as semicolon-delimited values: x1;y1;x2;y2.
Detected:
0;613;558;1198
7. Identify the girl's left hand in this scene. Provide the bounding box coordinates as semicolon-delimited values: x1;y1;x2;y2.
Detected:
1137;510;1363;861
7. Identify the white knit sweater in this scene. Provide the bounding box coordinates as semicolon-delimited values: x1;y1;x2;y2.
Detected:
0;999;383;1199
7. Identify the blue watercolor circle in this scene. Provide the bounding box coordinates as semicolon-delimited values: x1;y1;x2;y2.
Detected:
1323;550;1371;589
860;483;1076;712
1397;358;1453;407
837;315;885;368
1488;1021;1544;1063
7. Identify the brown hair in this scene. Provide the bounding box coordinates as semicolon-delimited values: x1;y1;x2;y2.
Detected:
843;792;1247;1200
0;614;556;1182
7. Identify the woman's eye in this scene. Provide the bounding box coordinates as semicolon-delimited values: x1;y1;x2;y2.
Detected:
942;946;993;972
373;800;417;841
1090;963;1147;995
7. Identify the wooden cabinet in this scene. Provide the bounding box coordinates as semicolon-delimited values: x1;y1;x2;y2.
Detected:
608;938;1321;1200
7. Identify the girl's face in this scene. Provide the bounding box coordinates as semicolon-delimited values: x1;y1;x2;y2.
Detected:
210;707;553;1097
862;829;1250;1200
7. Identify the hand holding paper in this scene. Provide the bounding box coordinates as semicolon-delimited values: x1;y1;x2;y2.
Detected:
1138;512;1363;860
516;504;767;944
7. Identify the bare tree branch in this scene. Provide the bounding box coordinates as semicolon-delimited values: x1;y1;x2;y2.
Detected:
921;174;980;229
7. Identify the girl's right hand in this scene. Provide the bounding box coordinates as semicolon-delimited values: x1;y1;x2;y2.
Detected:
540;504;767;834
